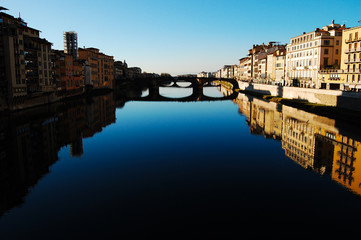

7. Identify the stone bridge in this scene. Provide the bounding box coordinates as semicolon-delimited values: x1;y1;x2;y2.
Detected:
119;77;239;102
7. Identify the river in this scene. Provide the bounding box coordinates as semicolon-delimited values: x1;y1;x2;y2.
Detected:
1;83;361;239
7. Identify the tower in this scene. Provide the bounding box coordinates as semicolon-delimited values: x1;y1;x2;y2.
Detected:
63;31;78;59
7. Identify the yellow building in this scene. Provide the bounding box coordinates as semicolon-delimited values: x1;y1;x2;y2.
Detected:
319;25;361;90
316;128;361;196
341;26;361;90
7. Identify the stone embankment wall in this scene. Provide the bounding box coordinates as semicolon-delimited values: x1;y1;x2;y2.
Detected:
238;81;361;111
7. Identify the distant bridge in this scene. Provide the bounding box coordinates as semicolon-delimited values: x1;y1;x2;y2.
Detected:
116;77;239;102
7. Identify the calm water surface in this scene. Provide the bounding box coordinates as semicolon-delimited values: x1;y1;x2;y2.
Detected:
1;85;361;239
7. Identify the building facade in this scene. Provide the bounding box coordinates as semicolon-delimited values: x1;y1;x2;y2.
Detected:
341;26;361;90
0;12;55;110
248;42;286;82
52;50;84;94
286;21;345;88
78;47;114;89
318;25;361;91
266;49;286;83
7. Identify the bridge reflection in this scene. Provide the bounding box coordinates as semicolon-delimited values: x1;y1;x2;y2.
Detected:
115;78;239;102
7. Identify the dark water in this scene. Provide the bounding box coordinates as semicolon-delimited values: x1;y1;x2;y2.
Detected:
1;84;361;239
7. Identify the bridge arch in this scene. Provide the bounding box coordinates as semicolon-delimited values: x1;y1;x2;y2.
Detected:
116;77;239;102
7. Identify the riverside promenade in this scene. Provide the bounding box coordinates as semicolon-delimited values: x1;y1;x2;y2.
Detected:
237;81;361;112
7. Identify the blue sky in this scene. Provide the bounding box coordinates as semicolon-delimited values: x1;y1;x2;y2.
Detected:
3;0;361;75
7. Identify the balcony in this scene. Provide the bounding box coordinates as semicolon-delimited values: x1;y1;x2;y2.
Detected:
26;72;39;79
345;58;361;64
319;69;342;74
25;62;38;69
346;69;361;73
345;48;355;53
327;77;341;81
24;53;38;60
345;38;352;43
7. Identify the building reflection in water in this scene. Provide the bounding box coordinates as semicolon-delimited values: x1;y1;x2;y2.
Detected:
0;93;115;218
224;87;361;197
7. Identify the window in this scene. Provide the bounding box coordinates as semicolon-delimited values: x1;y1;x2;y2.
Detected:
335;59;338;65
324;40;330;45
336;49;339;54
323;58;329;66
336;40;339;45
324;49;329;54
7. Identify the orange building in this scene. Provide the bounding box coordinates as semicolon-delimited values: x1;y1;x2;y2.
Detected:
52;50;84;93
78;48;114;89
314;127;361;196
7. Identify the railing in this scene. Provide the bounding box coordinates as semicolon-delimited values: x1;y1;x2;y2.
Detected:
346;69;361;73
344;58;361;63
26;72;39;78
345;48;355;53
345;37;361;43
25;62;38;68
327;77;341;81
319;69;342;74
24;53;37;60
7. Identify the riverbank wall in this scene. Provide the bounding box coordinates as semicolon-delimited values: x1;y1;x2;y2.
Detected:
4;87;112;112
237;81;361;112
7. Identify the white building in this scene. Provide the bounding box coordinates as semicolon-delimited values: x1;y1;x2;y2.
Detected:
267;49;286;83
285;21;345;88
197;72;213;78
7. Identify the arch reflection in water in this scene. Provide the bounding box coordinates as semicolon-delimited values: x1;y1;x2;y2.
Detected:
226;89;361;197
176;81;192;88
202;86;225;98
159;87;193;99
